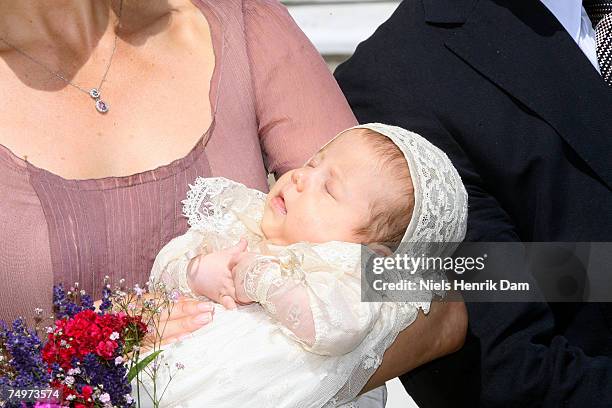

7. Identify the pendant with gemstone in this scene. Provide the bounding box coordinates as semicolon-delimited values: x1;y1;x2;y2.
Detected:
89;88;109;114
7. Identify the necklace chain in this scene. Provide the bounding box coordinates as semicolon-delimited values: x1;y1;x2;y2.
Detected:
0;0;124;113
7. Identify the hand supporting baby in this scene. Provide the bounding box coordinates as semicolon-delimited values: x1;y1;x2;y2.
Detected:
186;238;254;309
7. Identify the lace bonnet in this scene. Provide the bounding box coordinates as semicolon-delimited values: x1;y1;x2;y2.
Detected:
317;123;468;255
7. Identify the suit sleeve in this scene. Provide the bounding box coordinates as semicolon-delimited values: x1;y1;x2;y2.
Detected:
335;51;612;407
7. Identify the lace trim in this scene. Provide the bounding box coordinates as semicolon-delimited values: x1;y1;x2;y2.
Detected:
182;176;266;247
243;257;282;310
176;257;195;297
351;124;468;251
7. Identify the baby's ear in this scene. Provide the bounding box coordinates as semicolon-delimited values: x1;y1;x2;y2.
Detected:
367;243;393;257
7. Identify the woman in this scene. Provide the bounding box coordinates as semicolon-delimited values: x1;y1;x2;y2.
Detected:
0;0;466;402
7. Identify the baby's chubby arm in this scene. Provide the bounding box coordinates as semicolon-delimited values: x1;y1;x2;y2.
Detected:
186;239;250;310
231;251;378;356
232;253;317;346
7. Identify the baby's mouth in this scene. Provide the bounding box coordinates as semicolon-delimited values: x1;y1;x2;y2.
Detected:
270;192;287;215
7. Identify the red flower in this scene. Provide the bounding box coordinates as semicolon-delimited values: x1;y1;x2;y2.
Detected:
96;313;127;334
65;311;95;337
81;385;93;399
58;347;76;366
41;343;57;363
95;340;118;359
130;315;148;335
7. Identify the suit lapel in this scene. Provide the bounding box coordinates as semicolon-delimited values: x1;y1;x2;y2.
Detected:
431;0;612;190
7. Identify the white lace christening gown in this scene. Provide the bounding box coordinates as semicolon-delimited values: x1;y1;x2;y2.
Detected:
139;177;431;408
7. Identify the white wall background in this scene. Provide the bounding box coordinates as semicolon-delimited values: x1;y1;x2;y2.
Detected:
283;0;401;69
283;2;419;407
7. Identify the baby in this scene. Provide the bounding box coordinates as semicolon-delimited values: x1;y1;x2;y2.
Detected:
185;125;415;337
144;123;467;407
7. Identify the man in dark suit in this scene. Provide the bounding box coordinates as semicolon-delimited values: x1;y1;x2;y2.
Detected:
335;0;612;406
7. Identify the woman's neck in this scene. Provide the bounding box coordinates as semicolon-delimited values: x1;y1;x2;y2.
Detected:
0;1;184;54
0;1;113;51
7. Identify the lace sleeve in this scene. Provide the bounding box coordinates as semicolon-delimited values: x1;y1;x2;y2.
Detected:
182;177;266;249
148;228;207;297
150;176;267;297
234;244;382;356
182;177;265;229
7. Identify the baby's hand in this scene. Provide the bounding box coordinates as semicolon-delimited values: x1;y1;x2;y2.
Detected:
187;239;248;309
231;252;259;305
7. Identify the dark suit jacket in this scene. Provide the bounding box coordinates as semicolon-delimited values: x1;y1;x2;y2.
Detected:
335;1;612;407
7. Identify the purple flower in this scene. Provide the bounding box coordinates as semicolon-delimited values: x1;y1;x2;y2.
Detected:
80;353;132;407
0;318;51;392
100;286;113;313
2;285;137;408
53;284;81;319
80;293;94;310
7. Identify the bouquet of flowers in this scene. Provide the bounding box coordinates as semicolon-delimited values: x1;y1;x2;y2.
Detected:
0;280;182;408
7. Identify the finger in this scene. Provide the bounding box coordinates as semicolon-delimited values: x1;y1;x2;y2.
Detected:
226;283;237;301
230;248;251;267
159;333;194;347
161;311;214;340
221;295;237;310
167;299;214;321
221;283;238;309
161;328;206;346
227;238;248;255
228;254;242;270
130;293;192;313
160;335;180;346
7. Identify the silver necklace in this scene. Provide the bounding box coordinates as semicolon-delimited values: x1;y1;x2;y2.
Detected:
0;0;123;114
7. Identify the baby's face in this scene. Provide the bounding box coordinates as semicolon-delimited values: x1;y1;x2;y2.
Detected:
261;130;387;245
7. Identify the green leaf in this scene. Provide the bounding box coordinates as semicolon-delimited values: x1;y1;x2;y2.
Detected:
127;350;163;382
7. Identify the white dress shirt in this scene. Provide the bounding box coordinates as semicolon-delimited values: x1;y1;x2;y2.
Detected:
540;0;601;73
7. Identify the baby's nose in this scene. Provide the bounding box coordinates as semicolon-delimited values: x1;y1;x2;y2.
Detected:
292;169;307;192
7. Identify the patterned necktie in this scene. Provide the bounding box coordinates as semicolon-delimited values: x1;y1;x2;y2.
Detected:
584;0;612;86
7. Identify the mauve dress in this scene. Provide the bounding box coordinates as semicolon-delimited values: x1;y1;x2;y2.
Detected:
0;0;357;322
